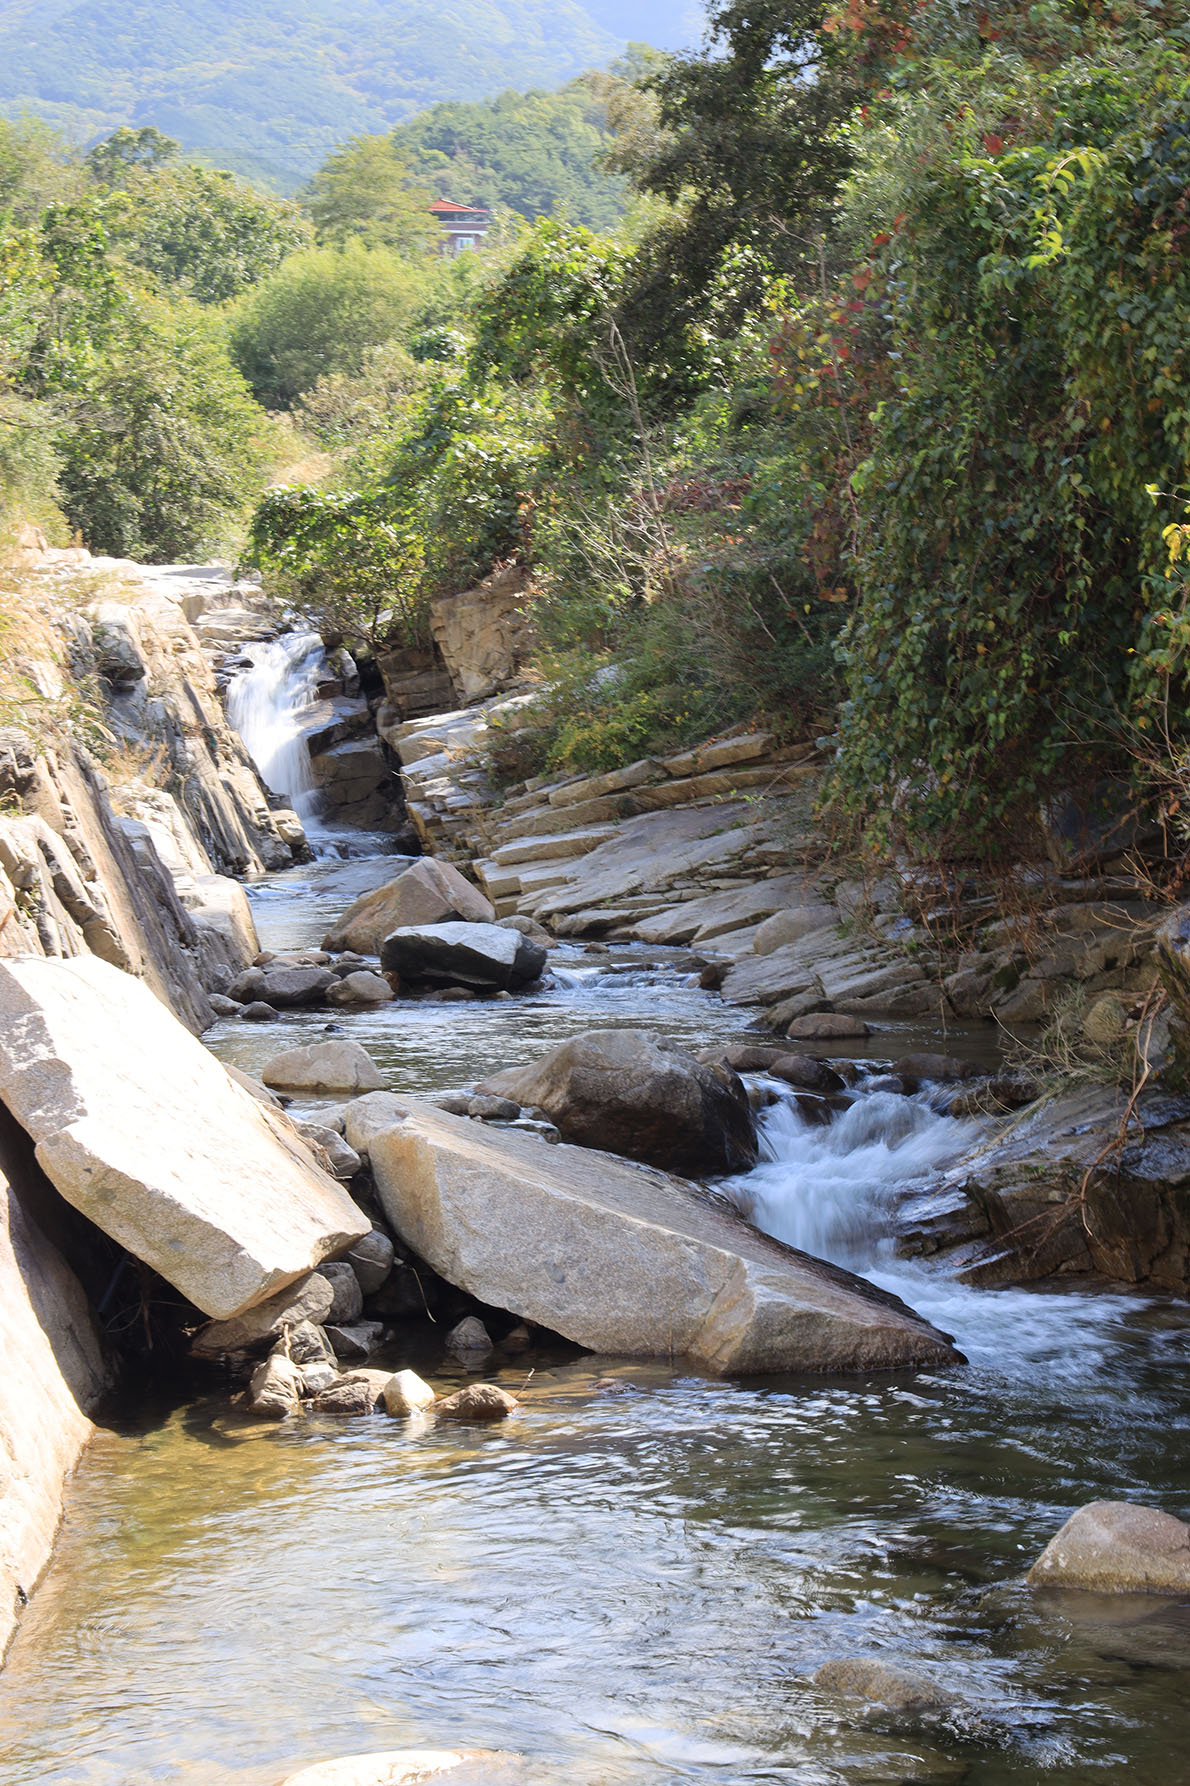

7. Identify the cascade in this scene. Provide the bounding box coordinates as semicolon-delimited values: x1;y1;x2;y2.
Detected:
225;631;326;820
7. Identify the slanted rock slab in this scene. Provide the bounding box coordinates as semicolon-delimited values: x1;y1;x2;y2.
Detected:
1028;1501;1190;1595
350;1094;960;1375
0;957;370;1320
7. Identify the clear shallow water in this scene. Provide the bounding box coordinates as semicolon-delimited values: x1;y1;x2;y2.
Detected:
2;762;1188;1782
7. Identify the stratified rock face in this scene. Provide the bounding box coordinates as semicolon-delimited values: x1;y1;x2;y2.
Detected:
0;1122;108;1663
480;1029;758;1177
1158;902;1190;1079
380;922;546;991
325;859;495;955
262;1040;386;1095
0;956;369;1320
1028;1501;1190;1595
347;1095;959;1375
278;1749;523;1786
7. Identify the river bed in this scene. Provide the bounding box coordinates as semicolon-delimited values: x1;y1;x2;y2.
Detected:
1;814;1187;1782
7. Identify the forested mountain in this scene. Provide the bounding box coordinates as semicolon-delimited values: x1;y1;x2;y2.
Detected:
0;0;702;190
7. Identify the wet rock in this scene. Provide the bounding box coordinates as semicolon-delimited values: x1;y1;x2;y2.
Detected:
438;1383;518;1422
382;1369;437;1416
240;1000;280;1021
435;1091;475;1116
893;1054;982;1084
785;1011;871;1042
344;1228;395;1295
352;1094;960;1374
812;1658;954;1711
298;1360;338;1395
262;1040;385;1095
327;971;394;1008
380;921;547;992
445;1316;493;1359
707;1045;844;1095
319;1260;364;1324
247;1354;304;1419
468;1095;521;1122
863;1074;909;1096
310;1368;390;1415
506;1118;561;1143
191;1273;335;1357
324;858;495;954
282;1320;336;1365
277;1748;523;1786
0;956;368;1321
479;1028;757;1177
258;965;336;1007
329;953;373;977
325;1321;385;1360
1028;1500;1190;1595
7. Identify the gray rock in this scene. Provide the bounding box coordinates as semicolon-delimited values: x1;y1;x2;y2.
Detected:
191;1272;335;1357
324;857;496;954
351;1095;959;1374
262;1040;385;1094
435;1091;475;1116
381;921;547;991
208;993;240;1017
325;1321;385;1360
282;1320;336;1365
310;1368;390;1415
247;1354;304;1419
382;1369;436;1416
893;1053;982;1084
445;1316;493;1359
318;1260;365;1324
258;966;336;1008
812;1658;953;1711
468;1094;521;1121
438;1383;518;1422
1028;1501;1190;1595
344;1229;395;1295
298;1361;339;1395
479;1028;757;1177
327;971;395;1007
297;1123;363;1181
240;1001;280;1021
785;1012;871;1041
227;967;266;1003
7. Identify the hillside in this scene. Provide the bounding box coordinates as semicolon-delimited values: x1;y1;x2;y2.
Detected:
0;0;702;191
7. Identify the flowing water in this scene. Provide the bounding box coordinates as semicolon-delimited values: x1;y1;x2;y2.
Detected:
1;641;1187;1786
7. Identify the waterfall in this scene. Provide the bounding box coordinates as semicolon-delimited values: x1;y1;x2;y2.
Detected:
225;631;326;819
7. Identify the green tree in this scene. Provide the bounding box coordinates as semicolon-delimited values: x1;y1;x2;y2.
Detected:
85;125;179;188
112;162;311;303
302;134;435;252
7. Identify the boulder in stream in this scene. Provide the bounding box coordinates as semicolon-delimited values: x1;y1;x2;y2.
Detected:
262;1040;385;1095
1027;1500;1190;1595
380;922;547;991
480;1029;757;1176
0;957;369;1321
383;1369;436;1416
342;1094;960;1375
812;1657;954;1712
324;858;495;954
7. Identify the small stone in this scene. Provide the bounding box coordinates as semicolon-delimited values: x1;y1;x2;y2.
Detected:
435;1091;476;1116
281;1320;336;1365
437;1383;518;1422
319;1260;364;1324
191;1273;334;1358
382;1369;437;1416
310;1369;389;1416
812;1658;953;1711
247;1354;304;1418
297;1123;363;1180
445;1316;493;1359
240;1000;280;1021
298;1361;339;1395
468;1095;521;1121
344;1229;395;1294
208;993;240;1018
327;971;395;1008
785;1012;870;1041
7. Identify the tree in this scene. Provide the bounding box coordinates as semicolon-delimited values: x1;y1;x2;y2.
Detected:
302;136;435;253
112;162;311;302
85;126;179;188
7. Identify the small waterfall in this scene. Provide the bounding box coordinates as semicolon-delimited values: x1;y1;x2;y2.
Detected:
225;630;326;819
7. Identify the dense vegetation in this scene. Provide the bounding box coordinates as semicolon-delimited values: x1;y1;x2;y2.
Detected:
0;0;698;190
246;0;1190;863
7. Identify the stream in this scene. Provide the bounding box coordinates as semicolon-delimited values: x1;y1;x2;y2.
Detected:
0;641;1186;1786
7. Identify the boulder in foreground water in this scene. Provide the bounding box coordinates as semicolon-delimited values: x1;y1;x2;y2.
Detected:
480;1029;757;1176
346;1094;959;1375
1027;1501;1190;1595
812;1658;954;1711
0;957;369;1320
277;1749;523;1786
380;921;547;991
324;857;495;954
262;1040;385;1094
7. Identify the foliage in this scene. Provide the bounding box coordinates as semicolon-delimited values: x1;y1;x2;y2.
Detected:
302;137;435;252
109;161;311;303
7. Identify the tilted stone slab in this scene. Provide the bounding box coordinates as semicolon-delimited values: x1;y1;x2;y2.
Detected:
0;956;370;1320
344;1094;960;1375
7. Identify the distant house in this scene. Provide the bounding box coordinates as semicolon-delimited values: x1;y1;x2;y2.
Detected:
429;198;493;256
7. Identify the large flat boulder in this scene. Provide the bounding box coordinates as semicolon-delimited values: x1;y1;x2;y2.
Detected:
0;956;370;1320
380;922;546;990
1028;1501;1190;1595
343;1094;960;1375
479;1029;757;1177
324;858;494;954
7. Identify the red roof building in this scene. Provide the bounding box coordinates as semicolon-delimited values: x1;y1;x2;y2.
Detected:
429;198;493;256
